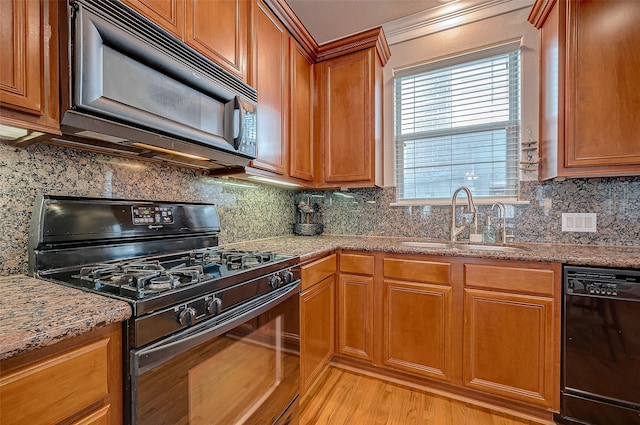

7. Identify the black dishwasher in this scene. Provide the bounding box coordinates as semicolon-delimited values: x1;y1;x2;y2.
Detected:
557;266;640;425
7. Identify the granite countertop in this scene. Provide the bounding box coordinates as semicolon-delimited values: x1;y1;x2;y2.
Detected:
2;235;637;361
225;235;640;269
0;275;131;361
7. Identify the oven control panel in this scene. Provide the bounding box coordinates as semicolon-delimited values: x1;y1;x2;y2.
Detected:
132;205;174;225
134;266;301;347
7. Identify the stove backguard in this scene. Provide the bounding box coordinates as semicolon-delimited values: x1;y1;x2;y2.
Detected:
29;195;220;276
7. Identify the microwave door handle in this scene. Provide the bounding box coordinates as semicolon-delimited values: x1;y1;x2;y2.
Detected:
233;96;244;150
132;281;300;375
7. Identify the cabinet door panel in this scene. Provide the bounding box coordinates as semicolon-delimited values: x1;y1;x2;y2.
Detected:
185;0;248;79
0;339;109;425
463;288;554;407
300;275;335;394
567;0;640;168
252;0;287;174
383;279;451;382
0;0;59;132
121;0;184;39
289;38;314;182
337;273;373;361
0;0;40;113
321;49;374;183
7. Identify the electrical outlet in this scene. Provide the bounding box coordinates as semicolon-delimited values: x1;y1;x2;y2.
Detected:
562;213;597;232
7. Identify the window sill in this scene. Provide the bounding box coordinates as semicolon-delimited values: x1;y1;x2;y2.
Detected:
390;197;530;207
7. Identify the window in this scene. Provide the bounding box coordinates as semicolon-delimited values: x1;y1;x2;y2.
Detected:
394;41;521;202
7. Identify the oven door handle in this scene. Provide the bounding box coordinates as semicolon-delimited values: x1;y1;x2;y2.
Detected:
132;280;300;375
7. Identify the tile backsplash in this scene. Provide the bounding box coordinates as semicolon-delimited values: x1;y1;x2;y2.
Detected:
0;144;296;276
2;143;638;275
298;177;640;246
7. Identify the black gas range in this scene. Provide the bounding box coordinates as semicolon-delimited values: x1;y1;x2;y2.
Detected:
29;195;302;425
28;195;300;347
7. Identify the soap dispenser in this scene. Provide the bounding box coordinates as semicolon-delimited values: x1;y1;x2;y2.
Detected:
482;216;497;244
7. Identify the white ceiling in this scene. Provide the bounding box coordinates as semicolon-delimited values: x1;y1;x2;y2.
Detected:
286;0;444;44
285;0;534;45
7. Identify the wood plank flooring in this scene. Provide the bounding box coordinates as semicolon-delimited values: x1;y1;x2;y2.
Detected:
300;367;552;425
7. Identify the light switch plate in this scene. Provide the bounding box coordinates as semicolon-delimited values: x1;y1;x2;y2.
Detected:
562;213;597;232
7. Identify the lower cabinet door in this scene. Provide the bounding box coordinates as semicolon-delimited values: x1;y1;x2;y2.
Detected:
300;275;335;394
382;279;452;382
463;288;555;408
337;273;374;362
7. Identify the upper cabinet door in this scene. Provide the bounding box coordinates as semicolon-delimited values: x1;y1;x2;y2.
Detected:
289;38;314;182
565;0;640;169
251;0;288;175
120;0;184;39
530;0;640;179
0;0;59;133
185;0;249;80
316;47;383;187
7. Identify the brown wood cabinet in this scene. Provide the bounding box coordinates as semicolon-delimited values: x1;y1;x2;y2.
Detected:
300;254;336;394
462;262;561;411
121;0;250;80
382;258;452;382
0;323;123;425
327;252;561;416
120;0;184;38
288;38;315;183
250;0;288;175
314;44;385;187
336;252;374;362
0;0;59;134
529;0;640;179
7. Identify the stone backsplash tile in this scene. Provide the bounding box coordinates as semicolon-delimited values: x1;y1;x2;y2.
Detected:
2;143;638;276
299;177;640;246
0;144;296;276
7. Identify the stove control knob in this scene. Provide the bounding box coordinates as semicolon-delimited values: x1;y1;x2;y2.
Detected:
282;270;294;284
269;274;282;289
206;297;222;315
178;307;197;326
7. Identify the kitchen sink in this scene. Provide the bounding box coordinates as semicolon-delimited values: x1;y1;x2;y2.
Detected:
400;241;529;253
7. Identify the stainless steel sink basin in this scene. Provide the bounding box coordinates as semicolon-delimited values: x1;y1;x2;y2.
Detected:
399;241;454;249
455;244;529;253
400;241;528;253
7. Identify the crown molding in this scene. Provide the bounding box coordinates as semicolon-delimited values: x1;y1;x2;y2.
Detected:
527;0;555;28
264;0;319;60
383;0;535;45
316;27;391;65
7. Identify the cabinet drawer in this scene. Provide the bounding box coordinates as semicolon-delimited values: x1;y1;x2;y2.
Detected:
0;338;110;425
339;253;374;275
301;254;336;291
71;405;111;425
383;258;450;285
464;264;556;296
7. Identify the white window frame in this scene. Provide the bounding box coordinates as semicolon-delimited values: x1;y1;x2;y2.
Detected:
393;40;522;205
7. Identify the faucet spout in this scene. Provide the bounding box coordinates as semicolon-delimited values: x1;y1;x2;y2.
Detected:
491;202;510;244
450;186;477;242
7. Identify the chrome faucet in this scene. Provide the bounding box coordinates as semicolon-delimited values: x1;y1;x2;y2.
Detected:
450;186;477;242
491;202;513;244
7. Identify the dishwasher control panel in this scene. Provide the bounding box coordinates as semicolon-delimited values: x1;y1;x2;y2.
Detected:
565;266;640;300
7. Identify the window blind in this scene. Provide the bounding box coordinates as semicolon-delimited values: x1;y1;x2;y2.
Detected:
394;42;521;202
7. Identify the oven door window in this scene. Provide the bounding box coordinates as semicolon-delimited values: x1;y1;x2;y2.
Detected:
132;287;300;425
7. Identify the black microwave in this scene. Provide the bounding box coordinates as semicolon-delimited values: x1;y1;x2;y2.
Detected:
58;0;257;170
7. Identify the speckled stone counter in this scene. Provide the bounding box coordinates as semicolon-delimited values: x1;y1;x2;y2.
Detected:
0;275;131;361
2;237;637;360
226;235;640;269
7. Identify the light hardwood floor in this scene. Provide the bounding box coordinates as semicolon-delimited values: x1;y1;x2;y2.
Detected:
300;367;552;425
